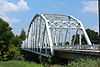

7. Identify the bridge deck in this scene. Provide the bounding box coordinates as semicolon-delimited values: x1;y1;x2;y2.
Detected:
54;48;100;56
53;48;100;59
22;47;100;58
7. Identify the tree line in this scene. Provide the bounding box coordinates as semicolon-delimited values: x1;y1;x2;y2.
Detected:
72;29;100;45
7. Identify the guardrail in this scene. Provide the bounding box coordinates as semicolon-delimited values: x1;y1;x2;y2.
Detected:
53;44;100;50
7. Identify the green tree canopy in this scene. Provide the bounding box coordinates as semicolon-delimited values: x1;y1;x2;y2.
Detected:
71;29;100;45
0;18;26;61
19;29;26;41
86;29;100;44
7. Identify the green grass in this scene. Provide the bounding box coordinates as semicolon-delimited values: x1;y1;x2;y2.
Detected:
68;59;100;67
0;60;63;67
0;59;100;67
0;60;43;67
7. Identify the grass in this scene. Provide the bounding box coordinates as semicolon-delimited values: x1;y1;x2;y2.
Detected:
0;60;43;67
68;58;100;67
0;60;65;67
0;58;100;67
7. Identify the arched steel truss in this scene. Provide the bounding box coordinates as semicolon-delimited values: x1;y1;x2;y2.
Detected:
22;14;92;57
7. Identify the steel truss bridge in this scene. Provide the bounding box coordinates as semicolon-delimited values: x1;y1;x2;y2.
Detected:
22;14;100;59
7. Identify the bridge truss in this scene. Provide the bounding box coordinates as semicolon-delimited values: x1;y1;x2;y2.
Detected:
22;14;92;57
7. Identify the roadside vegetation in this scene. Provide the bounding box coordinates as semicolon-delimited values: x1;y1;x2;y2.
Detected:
0;60;42;67
68;58;100;67
0;58;100;67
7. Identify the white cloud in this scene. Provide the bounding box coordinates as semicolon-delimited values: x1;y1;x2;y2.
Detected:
0;0;30;34
0;0;29;12
17;0;29;11
82;0;98;15
0;0;30;22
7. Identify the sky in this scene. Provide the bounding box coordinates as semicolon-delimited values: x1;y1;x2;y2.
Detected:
0;0;98;35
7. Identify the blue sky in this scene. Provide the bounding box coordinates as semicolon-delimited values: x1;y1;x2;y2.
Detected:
0;0;98;34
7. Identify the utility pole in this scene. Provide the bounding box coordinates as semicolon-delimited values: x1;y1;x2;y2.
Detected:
98;0;100;44
98;0;100;36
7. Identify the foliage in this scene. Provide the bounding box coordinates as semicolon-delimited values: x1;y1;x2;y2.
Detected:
0;18;26;61
0;60;43;67
19;29;26;41
71;29;100;44
65;41;69;45
86;29;100;44
68;58;100;67
72;34;79;45
0;59;99;67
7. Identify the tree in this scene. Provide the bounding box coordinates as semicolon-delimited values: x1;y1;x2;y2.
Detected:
65;41;69;45
71;34;79;45
0;18;25;61
19;29;26;41
71;29;100;45
86;29;100;44
0;18;15;60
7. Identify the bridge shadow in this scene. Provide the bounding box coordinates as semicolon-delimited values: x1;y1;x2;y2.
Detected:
21;49;70;65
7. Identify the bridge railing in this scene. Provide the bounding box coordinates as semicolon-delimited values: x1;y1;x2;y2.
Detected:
53;44;100;50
